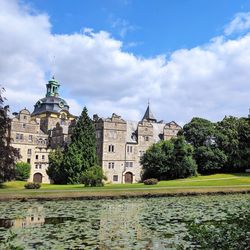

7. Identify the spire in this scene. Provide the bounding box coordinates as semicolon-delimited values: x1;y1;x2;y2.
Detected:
46;76;60;97
142;103;157;122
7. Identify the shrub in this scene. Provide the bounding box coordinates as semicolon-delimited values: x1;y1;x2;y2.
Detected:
143;178;158;185
81;165;106;187
24;182;41;189
15;162;31;181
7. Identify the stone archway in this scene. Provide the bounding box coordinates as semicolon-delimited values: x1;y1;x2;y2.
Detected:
124;172;133;184
33;173;43;183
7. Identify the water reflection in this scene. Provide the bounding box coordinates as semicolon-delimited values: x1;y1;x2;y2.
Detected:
0;195;248;249
0;206;44;229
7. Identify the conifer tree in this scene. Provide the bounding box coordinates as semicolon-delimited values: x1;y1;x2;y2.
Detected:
63;107;97;184
0;87;19;183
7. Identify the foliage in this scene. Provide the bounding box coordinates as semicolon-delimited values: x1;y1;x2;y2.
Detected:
194;146;227;174
15;162;31;181
181;117;215;148
187;211;250;249
63;107;97;184
24;182;41;189
0;87;20;183
143;178;158;185
182;115;250;173
47;147;66;184
238;117;250;169
81;165;106;187
141;136;197;180
141;140;174;180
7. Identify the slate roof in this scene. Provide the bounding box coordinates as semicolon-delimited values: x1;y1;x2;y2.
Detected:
32;96;69;116
142;105;157;122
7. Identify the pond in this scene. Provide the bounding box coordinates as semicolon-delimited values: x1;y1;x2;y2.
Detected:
0;194;249;249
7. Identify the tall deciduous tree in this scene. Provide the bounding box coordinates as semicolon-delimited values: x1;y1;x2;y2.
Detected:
141;136;197;180
181;117;215;148
47;147;66;184
0;87;19;183
63;107;97;184
216;116;240;170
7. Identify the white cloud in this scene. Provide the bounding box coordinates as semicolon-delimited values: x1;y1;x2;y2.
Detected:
224;12;250;35
0;0;249;125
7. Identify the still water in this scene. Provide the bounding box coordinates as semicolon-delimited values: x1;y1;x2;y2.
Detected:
0;194;249;249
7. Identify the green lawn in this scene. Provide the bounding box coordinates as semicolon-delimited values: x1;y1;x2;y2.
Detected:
1;173;250;192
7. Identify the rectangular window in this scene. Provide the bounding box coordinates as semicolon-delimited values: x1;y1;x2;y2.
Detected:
27;149;32;155
108;145;114;152
113;175;118;182
20;134;23;140
125;162;133;167
22;123;26;128
28;135;33;141
35;155;38;160
108;162;115;169
42;155;45;160
127;145;132;153
16;133;19;140
35;164;38;169
39;164;42;169
27;158;31;164
96;130;101;139
144;136;149;141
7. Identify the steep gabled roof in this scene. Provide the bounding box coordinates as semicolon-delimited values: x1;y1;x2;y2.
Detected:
142;105;157;122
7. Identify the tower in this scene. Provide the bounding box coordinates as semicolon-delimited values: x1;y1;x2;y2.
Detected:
46;76;60;97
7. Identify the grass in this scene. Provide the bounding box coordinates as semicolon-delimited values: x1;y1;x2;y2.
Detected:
0;173;249;200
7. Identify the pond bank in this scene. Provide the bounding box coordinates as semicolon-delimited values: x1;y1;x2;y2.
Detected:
0;187;249;201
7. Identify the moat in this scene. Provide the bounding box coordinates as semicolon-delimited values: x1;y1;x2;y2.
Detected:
0;194;249;249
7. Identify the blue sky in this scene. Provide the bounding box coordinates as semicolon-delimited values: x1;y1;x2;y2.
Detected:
1;0;250;124
26;0;250;56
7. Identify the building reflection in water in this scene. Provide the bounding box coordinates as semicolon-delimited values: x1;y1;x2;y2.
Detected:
0;206;45;229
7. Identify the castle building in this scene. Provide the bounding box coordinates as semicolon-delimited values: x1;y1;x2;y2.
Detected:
10;77;180;184
94;107;181;184
10;77;75;183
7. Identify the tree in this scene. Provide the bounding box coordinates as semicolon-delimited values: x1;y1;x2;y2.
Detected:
237;117;250;170
0;87;19;183
141;140;174;180
15;162;31;181
194;146;227;174
170;136;197;179
47;147;66;184
81;165;106;187
181;117;215;148
141;136;197;180
63;107;97;184
216;116;241;171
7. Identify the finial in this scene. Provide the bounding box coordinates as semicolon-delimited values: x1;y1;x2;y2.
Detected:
148;99;150;106
50;55;56;79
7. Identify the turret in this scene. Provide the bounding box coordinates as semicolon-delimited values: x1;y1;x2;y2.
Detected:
46;76;60;97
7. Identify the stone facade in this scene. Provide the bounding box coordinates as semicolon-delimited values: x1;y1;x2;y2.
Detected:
10;78;75;183
10;77;180;185
94;107;181;184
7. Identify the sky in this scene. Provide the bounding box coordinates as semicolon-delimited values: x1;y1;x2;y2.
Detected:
1;0;250;125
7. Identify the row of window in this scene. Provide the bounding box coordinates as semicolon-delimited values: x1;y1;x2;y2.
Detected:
108;161;133;169
35;154;46;160
15;133;47;144
35;164;43;169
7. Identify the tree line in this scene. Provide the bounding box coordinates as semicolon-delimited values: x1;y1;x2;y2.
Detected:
141;116;250;180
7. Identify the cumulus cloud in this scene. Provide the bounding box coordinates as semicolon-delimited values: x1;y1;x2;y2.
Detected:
0;0;249;125
224;12;250;35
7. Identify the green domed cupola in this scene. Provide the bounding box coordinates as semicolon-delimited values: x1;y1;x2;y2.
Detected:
46;76;60;97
